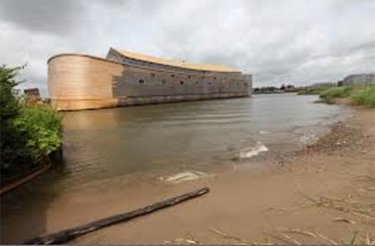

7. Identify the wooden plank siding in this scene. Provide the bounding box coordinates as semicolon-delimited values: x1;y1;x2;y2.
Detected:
48;54;252;111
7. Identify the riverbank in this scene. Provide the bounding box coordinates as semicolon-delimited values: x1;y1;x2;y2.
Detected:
1;101;374;244
299;86;375;108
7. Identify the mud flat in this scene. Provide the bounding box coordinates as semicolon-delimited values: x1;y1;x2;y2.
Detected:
1;103;374;245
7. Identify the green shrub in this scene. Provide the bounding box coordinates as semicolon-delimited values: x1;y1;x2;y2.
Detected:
0;65;63;178
350;86;375;108
0;65;22;120
0;65;25;170
15;105;62;162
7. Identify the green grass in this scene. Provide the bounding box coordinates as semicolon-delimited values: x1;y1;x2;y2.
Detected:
297;88;327;95
319;86;354;101
350;86;375;108
301;86;375;108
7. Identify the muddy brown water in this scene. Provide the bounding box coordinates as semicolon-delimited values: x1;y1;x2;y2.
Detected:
0;94;351;243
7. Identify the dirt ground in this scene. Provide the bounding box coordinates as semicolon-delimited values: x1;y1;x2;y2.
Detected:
2;104;375;245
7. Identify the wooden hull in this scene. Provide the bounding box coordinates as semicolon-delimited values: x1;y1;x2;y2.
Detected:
48;54;252;111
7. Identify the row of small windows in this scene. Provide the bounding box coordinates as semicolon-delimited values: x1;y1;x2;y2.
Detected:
169;74;220;80
149;72;228;81
138;79;246;86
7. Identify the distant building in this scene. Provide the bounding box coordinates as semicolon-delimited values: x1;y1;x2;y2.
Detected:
340;74;375;86
24;88;41;98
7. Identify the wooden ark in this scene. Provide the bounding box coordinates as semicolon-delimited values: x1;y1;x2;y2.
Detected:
48;48;252;111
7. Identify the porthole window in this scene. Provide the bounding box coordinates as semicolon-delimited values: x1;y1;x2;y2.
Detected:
139;79;145;84
180;81;184;85
171;74;175;78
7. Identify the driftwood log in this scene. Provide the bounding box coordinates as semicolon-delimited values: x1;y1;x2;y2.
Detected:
23;187;209;245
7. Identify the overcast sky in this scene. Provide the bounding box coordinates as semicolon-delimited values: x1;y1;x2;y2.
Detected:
0;0;374;96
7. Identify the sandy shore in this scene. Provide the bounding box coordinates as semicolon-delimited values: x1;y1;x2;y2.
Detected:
1;103;374;244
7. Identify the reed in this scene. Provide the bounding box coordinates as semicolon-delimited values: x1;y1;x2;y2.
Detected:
319;86;353;101
318;86;375;108
350;86;375;108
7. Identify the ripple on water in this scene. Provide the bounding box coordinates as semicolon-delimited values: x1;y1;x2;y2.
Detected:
58;95;351;189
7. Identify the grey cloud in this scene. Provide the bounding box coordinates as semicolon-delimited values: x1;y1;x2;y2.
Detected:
153;0;375;86
0;0;374;92
0;0;85;34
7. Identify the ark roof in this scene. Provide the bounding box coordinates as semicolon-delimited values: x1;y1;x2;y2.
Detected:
111;48;241;73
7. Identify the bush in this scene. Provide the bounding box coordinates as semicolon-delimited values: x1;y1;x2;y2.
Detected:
0;65;25;170
0;65;22;120
15;105;62;162
0;65;62;179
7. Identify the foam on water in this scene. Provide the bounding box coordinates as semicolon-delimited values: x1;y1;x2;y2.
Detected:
159;171;208;184
239;141;269;159
259;130;271;135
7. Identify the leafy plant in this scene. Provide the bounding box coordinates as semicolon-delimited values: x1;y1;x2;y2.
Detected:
15;105;62;162
0;65;22;119
0;65;25;170
0;65;63;180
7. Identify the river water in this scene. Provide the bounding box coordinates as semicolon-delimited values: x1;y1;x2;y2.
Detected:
1;94;350;243
60;94;349;188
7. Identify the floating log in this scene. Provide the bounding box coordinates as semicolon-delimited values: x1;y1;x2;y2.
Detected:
23;187;209;245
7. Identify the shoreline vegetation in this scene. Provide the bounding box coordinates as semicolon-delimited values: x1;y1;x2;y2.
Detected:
298;86;375;108
0;65;63;190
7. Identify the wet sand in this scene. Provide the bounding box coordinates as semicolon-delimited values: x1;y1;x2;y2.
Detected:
1;103;374;244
